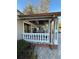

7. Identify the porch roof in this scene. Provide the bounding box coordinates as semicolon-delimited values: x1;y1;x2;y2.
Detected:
18;12;61;20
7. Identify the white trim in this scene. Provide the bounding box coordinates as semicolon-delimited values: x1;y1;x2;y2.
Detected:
23;21;38;28
20;17;51;21
48;20;50;33
54;17;59;45
23;21;38;33
23;21;24;33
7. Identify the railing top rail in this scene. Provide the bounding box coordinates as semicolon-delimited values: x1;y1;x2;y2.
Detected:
23;33;49;34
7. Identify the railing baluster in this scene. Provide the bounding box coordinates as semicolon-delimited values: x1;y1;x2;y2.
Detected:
41;34;42;41
25;34;26;39
39;34;40;41
40;34;41;41
23;33;50;44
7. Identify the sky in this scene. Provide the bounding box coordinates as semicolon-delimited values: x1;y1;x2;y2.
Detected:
17;0;61;12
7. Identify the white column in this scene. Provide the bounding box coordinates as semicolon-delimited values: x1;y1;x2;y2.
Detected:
31;25;32;33
48;20;51;44
54;17;59;45
48;20;50;33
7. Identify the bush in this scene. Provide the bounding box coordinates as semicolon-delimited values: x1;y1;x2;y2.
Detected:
17;39;36;59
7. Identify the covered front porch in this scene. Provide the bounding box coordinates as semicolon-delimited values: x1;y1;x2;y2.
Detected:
18;12;61;45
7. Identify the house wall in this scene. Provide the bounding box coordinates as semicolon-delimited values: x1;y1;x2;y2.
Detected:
17;19;23;40
17;11;24;40
17;17;38;40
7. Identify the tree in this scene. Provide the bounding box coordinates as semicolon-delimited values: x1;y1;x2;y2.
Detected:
23;4;34;15
40;0;50;13
23;0;50;14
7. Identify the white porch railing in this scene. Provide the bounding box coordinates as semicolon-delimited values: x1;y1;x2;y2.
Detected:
23;33;50;44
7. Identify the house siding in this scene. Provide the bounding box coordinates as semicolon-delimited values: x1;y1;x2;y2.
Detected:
17;10;24;40
17;19;23;40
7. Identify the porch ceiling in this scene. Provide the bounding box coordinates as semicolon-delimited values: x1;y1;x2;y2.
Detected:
18;12;61;21
29;20;48;25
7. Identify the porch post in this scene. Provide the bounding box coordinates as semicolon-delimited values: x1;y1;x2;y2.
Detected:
31;25;32;33
48;20;51;44
53;17;59;45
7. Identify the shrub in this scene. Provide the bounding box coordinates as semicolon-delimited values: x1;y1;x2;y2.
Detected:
17;39;36;59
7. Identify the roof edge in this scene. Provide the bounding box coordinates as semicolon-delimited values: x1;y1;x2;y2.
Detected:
18;12;61;17
17;10;24;15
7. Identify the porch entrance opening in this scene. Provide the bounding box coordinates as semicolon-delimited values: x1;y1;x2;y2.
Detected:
24;23;31;33
30;20;49;33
